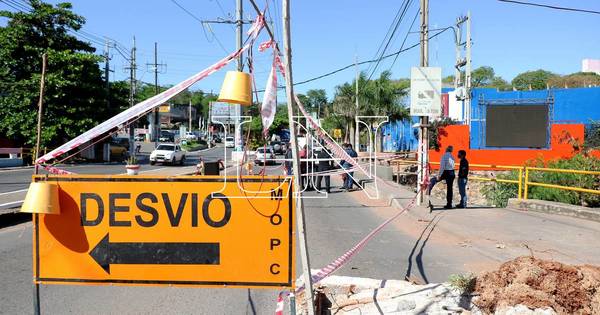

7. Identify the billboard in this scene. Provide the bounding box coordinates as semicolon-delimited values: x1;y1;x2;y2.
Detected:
486;105;549;148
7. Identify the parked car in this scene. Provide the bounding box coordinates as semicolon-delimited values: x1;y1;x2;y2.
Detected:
224;136;235;148
183;131;198;141
255;146;276;165
159;131;174;142
212;134;222;143
149;144;186;165
134;134;146;141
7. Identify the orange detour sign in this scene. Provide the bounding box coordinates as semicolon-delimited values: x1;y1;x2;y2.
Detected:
32;175;295;288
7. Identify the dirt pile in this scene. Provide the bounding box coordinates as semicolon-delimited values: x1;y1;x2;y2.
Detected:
474;256;600;314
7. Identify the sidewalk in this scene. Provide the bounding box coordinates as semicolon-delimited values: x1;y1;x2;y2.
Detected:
363;177;600;268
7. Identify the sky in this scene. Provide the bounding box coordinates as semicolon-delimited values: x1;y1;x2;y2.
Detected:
2;0;600;100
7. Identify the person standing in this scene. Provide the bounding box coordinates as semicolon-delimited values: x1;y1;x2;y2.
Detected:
316;146;332;193
456;150;469;208
427;145;456;209
342;143;358;190
284;148;293;175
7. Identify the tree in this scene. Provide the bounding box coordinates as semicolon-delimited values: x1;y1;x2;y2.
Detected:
471;66;495;87
548;72;600;88
0;0;111;147
511;69;557;90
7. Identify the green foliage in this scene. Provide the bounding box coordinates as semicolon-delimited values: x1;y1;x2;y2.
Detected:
448;273;476;295
585;121;600;150
511;69;557;90
482;154;600;208
126;155;138;165
0;0;114;147
481;171;520;207
548;72;600;88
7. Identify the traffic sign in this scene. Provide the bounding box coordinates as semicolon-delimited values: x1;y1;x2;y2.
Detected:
410;67;442;116
33;175;295;288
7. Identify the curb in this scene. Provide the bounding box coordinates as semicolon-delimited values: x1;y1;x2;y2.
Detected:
507;198;600;223
0;165;34;172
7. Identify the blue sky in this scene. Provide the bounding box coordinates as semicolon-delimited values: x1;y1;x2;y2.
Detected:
3;0;600;100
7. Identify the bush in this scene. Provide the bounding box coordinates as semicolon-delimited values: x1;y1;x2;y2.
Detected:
482;154;600;208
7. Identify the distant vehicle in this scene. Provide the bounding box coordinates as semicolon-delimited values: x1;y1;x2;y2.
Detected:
183;132;197;141
224;136;235;148
150;144;186;165
159;131;174;142
270;141;284;154
134;134;145;141
255;146;276;165
212;134;222;143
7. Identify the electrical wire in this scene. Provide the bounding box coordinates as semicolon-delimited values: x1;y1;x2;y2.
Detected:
498;0;600;15
388;9;419;72
368;0;414;81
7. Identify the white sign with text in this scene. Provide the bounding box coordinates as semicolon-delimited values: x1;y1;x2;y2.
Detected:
410;67;442;116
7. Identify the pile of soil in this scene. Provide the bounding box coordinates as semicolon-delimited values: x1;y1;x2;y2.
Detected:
474;256;600;314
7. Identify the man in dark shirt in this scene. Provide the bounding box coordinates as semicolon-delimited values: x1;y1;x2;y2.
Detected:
342;144;358;190
456;150;469;208
316;146;332;193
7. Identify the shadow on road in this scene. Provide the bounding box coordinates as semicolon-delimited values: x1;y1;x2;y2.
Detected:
404;214;443;284
0;213;30;229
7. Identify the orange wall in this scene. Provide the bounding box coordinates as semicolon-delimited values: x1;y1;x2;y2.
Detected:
429;124;585;166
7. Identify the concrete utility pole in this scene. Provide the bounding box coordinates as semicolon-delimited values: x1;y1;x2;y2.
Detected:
417;0;429;205
354;54;359;149
281;1;316;314
128;37;136;156
234;0;243;153
104;40;111;111
146;42;166;147
455;11;471;125
189;99;192;131
465;11;472;126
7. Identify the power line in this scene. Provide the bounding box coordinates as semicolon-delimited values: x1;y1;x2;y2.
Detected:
498;0;600;15
255;27;453;92
388;9;420;71
169;0;229;53
367;0;414;81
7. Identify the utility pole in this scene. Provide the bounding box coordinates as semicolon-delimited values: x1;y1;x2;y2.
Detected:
128;37;136;156
417;0;429;205
282;1;316;314
189;99;192;131
234;0;243;153
147;42;166;147
104;40;112;111
354;54;359;149
455;11;471;124
32;52;47;315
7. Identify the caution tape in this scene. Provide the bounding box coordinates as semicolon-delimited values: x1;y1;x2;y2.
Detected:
275;188;421;312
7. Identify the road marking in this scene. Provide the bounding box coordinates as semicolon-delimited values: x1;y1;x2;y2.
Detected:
0;200;24;208
0;188;28;196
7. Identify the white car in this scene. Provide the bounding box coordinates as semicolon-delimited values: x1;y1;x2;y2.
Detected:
255;146;276;165
150;144;186;165
224;136;235;148
184;132;197;141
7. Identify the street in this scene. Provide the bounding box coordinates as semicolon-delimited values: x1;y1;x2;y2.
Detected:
0;143;226;212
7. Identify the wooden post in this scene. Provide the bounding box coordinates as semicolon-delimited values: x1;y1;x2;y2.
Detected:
281;1;316;314
33;52;47;315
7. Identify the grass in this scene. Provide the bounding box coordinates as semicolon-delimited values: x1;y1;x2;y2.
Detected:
448;273;476;295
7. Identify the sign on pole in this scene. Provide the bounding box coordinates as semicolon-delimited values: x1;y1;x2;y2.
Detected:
33;175;295;288
410;67;442;116
210;101;240;124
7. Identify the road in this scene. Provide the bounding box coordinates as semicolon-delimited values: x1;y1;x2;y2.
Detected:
0;143;226;212
0;147;510;314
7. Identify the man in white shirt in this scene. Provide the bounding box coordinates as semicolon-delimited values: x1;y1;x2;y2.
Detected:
427;145;456;210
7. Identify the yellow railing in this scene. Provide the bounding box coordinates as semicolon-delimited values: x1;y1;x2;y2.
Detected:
391;159;599;202
524;167;600;199
430;162;524;199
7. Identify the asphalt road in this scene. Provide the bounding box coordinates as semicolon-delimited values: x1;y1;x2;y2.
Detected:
0;144;226;211
0;156;507;314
